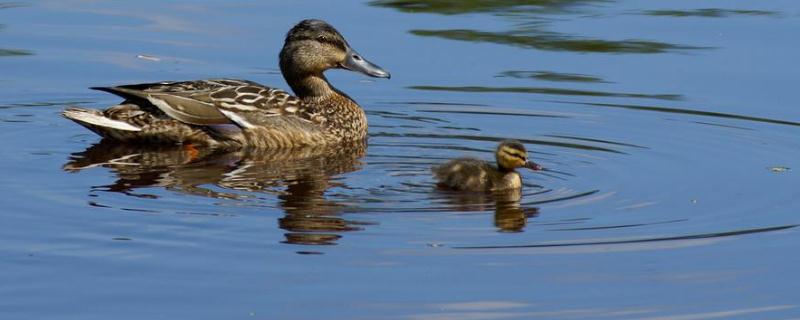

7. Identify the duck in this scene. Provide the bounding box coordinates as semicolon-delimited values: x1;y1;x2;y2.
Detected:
432;140;543;192
62;19;390;149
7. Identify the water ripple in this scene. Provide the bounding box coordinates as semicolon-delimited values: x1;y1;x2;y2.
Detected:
454;225;797;249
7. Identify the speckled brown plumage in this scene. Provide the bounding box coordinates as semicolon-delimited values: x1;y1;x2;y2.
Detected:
432;140;543;192
62;19;388;149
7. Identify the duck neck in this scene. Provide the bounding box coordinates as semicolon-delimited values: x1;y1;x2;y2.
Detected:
284;72;350;103
496;163;516;174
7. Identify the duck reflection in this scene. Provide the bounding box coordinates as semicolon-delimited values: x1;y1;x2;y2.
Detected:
64;140;369;245
436;188;539;233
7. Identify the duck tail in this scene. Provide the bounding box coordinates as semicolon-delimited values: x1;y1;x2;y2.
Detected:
62;106;143;140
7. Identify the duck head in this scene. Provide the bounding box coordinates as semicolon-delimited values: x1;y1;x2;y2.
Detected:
496;140;543;172
280;19;390;82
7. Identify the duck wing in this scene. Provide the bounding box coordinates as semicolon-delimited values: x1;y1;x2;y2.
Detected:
92;79;318;128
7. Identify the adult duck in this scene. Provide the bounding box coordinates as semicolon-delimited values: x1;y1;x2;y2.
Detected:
63;19;390;149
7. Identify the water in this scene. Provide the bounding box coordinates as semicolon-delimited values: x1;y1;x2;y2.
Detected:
1;1;799;319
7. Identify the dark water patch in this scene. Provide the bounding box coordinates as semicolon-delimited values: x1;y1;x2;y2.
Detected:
374;0;706;54
406;103;579;119
0;100;94;109
526;170;567;181
29;151;54;155
371;132;627;153
411;85;682;101
295;250;324;255
374;114;448;124
642;8;779;18
0;4;30;56
564;101;800;127
521;189;600;206
370;124;425;129
498;70;609;83
87;201;111;208
247;67;281;75
537;167;575;178
419;108;568;119
549;219;688;231
534;217;591;226
543;134;648;149
437;125;481;131
0;48;32;57
367;160;440;167
411;29;705;54
378;101;489;107
692;121;755;131
0;118;31;123
367;110;449;124
407;305;795;319
454;225;797;249
0;2;27;10
367;142;491;153
369;153;453;161
369;0;603;15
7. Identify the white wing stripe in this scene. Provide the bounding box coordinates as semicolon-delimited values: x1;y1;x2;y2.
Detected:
219;109;255;129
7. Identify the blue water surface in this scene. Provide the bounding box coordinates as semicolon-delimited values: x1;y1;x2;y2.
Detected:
1;1;799;319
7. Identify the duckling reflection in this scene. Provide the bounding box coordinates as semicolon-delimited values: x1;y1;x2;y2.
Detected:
436;188;539;232
63;140;369;245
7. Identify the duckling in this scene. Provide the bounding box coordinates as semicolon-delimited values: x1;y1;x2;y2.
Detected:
433;140;543;192
62;19;390;149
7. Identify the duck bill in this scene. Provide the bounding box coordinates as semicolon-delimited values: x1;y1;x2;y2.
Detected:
341;48;391;79
525;161;544;171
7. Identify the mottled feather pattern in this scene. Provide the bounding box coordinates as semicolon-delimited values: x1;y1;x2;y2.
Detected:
139;79;328;129
209;84;309;118
65;78;368;148
433;158;521;192
64;19;387;149
64;104;242;148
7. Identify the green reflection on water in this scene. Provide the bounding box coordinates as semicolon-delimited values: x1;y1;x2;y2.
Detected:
0;3;32;57
570;101;800;127
411;85;682;101
369;0;597;15
643;8;778;18
411;29;699;53
498;70;608;83
372;0;704;54
0;3;27;10
0;48;32;56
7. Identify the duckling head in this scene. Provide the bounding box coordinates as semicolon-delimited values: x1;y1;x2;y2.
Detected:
280;19;390;81
496;140;544;172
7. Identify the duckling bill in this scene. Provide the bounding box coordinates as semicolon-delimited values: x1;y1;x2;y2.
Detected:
62;19;389;149
433;140;543;192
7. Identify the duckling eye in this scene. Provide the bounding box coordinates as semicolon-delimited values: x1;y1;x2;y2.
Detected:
316;35;327;42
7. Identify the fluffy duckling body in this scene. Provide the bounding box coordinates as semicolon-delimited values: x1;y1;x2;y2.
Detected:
63;19;389;149
433;141;543;192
